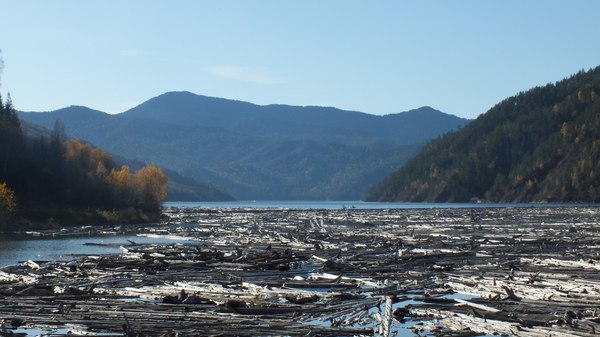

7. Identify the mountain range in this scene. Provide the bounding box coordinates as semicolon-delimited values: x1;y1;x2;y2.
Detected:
366;66;600;202
19;92;468;200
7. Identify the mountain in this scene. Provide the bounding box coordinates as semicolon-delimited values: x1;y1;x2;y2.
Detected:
18;120;234;202
365;66;600;202
19;92;468;200
112;156;234;202
123;92;464;146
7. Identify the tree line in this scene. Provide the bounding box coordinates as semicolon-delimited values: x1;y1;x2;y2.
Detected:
365;66;600;202
0;93;168;229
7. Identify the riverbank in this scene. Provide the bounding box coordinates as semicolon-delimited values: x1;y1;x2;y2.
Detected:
6;205;164;232
1;206;600;336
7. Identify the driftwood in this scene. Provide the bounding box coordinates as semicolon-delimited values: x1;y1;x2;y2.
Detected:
0;206;600;336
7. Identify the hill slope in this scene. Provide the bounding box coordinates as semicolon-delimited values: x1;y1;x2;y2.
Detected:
113;157;234;202
365;66;600;202
0;94;171;229
19;92;468;200
19;121;234;202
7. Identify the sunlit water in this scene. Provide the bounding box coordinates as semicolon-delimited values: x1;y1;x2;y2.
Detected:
0;234;193;268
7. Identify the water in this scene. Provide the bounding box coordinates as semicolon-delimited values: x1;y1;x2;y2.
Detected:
0;234;194;268
164;200;585;209
11;326;121;337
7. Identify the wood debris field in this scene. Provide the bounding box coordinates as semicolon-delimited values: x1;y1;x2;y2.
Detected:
1;206;600;336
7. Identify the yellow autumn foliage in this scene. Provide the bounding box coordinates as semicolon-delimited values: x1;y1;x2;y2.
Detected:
0;182;17;222
105;164;168;212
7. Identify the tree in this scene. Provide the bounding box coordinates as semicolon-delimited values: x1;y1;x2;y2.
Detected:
560;122;570;141
0;182;16;228
106;165;135;206
365;65;600;202
0;92;24;181
134;164;169;212
0;84;172;226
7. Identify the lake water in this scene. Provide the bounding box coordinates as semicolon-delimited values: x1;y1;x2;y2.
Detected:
0;234;194;268
0;201;592;268
164;200;585;209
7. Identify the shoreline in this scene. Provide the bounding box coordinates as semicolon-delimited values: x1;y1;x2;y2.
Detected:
5;206;163;232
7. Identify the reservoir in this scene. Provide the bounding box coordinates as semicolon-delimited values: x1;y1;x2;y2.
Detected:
0;201;592;268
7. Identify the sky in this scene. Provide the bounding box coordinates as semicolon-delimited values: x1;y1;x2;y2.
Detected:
0;1;599;119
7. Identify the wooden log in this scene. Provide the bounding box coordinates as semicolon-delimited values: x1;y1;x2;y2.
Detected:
454;298;502;313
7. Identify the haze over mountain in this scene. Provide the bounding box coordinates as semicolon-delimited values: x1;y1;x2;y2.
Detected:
366;66;600;203
19;92;468;200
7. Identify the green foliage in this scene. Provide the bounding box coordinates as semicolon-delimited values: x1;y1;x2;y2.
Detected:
365;66;600;202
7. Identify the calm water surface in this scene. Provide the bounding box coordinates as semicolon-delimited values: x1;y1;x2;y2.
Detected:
164;200;582;209
0;234;193;268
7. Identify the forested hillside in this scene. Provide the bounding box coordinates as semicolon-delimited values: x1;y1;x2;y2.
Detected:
0;94;169;230
365;66;600;202
19;121;233;202
19;92;469;200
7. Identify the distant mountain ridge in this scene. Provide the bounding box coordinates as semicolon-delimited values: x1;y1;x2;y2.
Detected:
365;66;600;202
124;91;463;145
19;92;469;200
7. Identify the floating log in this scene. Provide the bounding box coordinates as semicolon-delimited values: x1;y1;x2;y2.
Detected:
1;206;600;336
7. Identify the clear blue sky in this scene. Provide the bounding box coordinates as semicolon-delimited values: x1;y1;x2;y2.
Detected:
0;1;598;119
